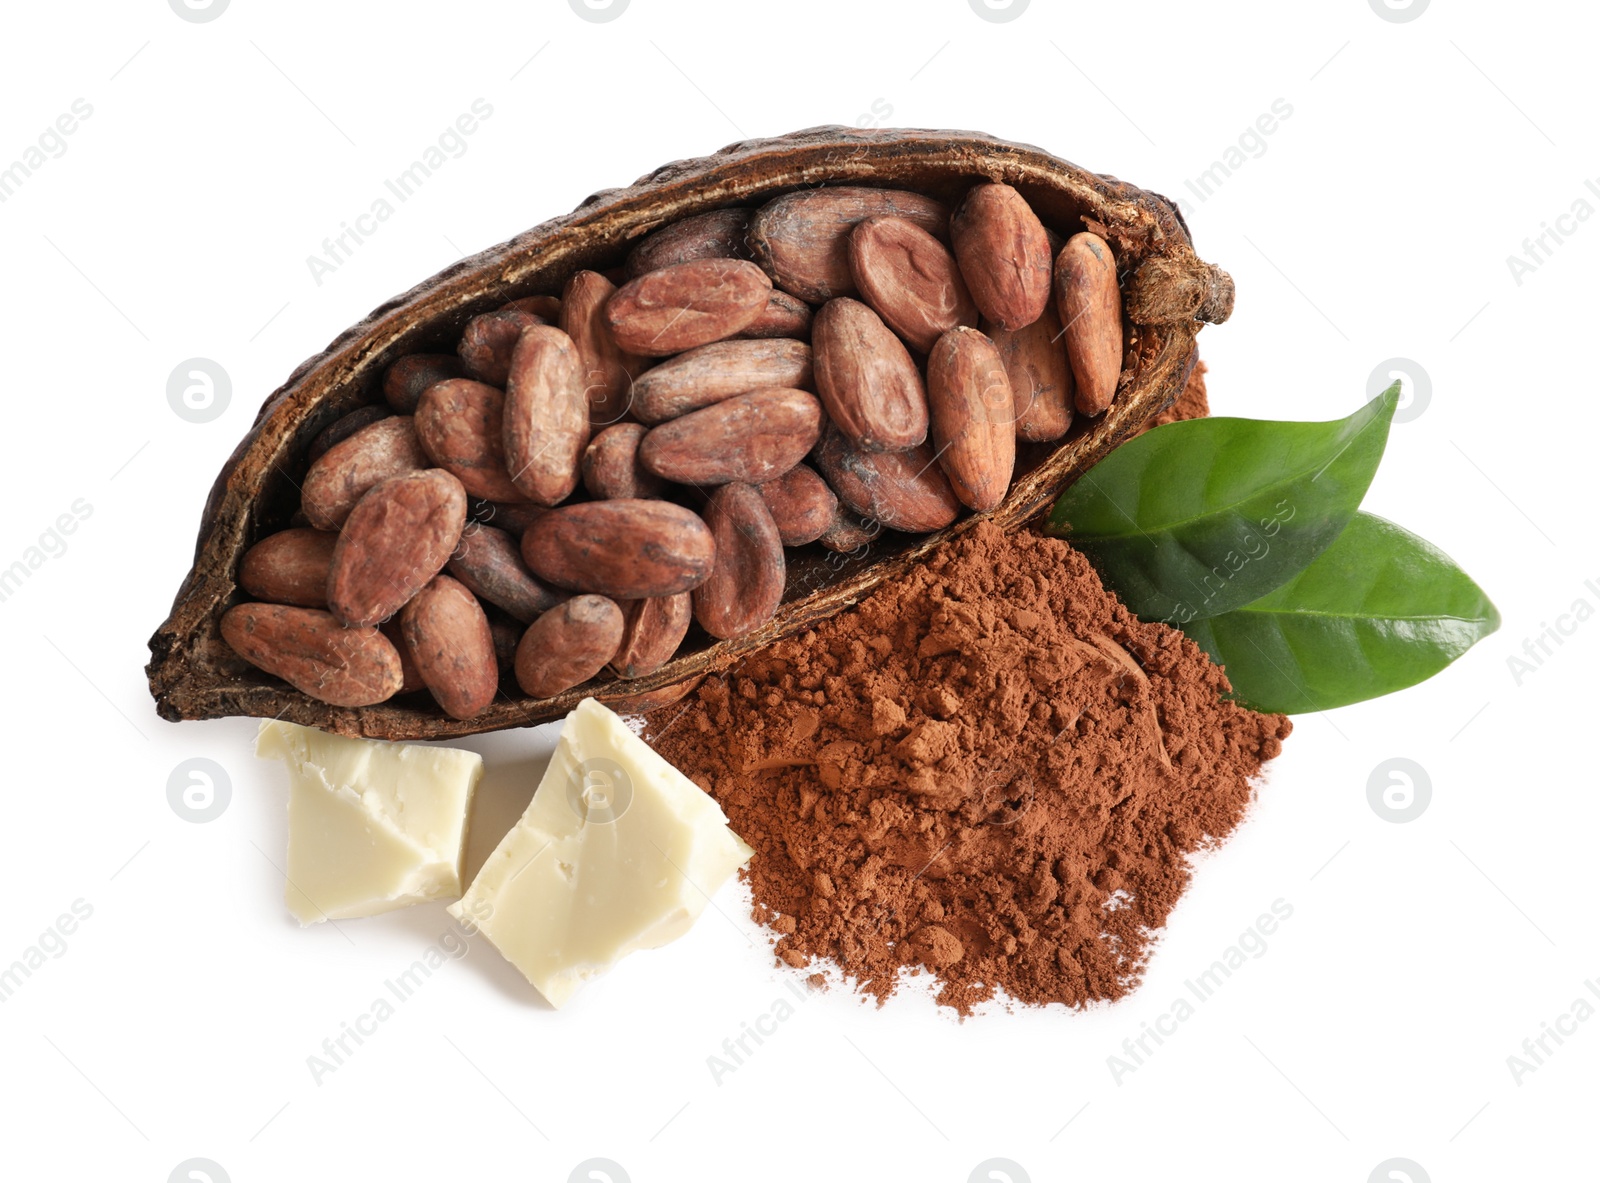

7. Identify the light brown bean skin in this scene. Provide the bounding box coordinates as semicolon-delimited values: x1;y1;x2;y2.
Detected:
950;183;1054;332
521;500;715;599
308;405;390;463
1055;232;1125;416
848;216;978;353
811;427;961;534
610;593;693;679
758;463;837;547
604;258;772;356
415;380;524;502
327;469;467;628
983;306;1074;442
638;388;822;486
630;338;813;424
457;309;544;387
447;523;565;623
221;604;402;707
582;423;666;501
301;416;429;530
736;290;813;341
503;324;590;506
239;528;339;608
626;208;751;277
812;297;929;453
693;483;785;641
500;295;562;320
400;575;498;720
560;270;643;427
514;595;625;698
926;327;1016;513
382;354;464;413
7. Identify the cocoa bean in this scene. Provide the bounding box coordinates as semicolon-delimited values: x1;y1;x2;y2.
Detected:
458;308;545;386
638;387;822;486
301;415;429;530
521;499;715;599
560;270;644;427
415;379;524;502
503;324;589;506
582;423;667;501
926;327;1016;513
514;595;625;698
1055;232;1124;416
327;469;467;627
610;593;693;679
759;462;838;547
448;523;565;623
631;338;812;424
238;528;338;608
604;258;772;356
812;426;960;533
951;183;1054;332
220;604;402;707
308;405;389;463
737;289;814;340
812;297;929;452
626;208;751;277
400;575;498;720
983;305;1074;442
849;216;977;353
382;354;465;414
693;482;785;640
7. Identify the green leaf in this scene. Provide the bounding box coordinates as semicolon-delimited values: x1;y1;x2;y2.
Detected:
1181;513;1500;714
1047;385;1400;621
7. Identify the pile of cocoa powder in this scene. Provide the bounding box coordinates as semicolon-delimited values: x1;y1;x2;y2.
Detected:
648;513;1288;1014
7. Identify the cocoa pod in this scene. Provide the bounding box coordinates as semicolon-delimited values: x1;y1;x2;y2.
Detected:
515;595;624;698
848;216;977;353
737;289;813;340
609;674;705;714
447;522;564;623
582;423;666;501
984;305;1074;442
470;499;547;535
415;379;524;502
812;298;929;452
1055;232;1124;416
500;295;562;320
926;327;1016;513
221;604;402;707
308;405;389;463
610;593;693;679
238;528;338;608
812;426;961;533
693;482;784;640
521;499;715;599
746;186;950;303
457;309;544;387
503;324;590;506
382;354;464;413
400;574;497;720
301;415;429;530
560;270;644;427
951;183;1053;332
639;388;822;486
605;258;772;356
626;208;751;277
631;338;813;424
327;469;467;627
759;462;838;547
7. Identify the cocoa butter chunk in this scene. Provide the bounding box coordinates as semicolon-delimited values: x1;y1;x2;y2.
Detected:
812;297;930;453
521;500;715;599
447;523;564;623
950;183;1054;332
812;426;961;534
926;326;1017;513
638;388;822;486
630;338;813;424
382;353;465;413
327;469;468;628
415;379;525;502
693;483;785;641
610;593;693;679
221;604;403;707
626;207;751;277
400;575;498;720
746;186;951;303
582;423;667;501
848;216;978;353
504;324;590;506
759;463;838;547
457;308;545;387
604;258;773;356
239;528;338;608
1055;232;1125;416
514;595;625;698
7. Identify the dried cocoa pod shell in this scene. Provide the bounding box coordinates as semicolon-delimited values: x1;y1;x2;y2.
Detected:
582;423;666;501
301;415;429;531
984;306;1074;443
308;405;389;463
812;297;929;452
693;483;785;641
447;523;564;622
626;207;751;277
747;186;949;303
383;354;464;413
152;127;1226;738
611;593;693;679
631;338;812;424
522;499;715;599
605;258;772;356
759;462;837;547
400;575;498;720
738;289;813;340
950;182;1053;332
812;426;961;533
327;469;467;627
515;595;625;698
238;528;338;608
220;604;402;707
849;216;977;353
1055;231;1125;416
560;270;643;427
457;308;544;387
415;379;524;502
638;388;823;486
503;324;589;506
926;327;1016;513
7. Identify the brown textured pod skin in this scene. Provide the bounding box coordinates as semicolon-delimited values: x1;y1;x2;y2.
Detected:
848;216;977;353
984;306;1074;442
447;523;564;622
521;500;715;599
759;463;837;546
925;327;1017;513
950;182;1053;332
693;483;785;641
400;575;497;720
238;528;338;608
308;405;389;463
747;186;950;302
611;593;693;678
560;271;642;427
415;380;524;502
737;290;813;340
221;604;403;707
605;258;772;356
503;324;589;506
1055;231;1125;416
812;298;929;452
582;423;666;500
626;207;751;277
151;126;1225;738
639;388;822;486
631;339;812;424
457;309;544;387
301;416;429;530
327;470;468;627
812;427;961;533
383;354;464;413
515;595;625;698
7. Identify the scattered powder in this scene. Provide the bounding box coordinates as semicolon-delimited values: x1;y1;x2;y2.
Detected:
649;520;1289;1014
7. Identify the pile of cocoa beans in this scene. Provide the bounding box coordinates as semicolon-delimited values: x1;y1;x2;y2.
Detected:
221;182;1127;719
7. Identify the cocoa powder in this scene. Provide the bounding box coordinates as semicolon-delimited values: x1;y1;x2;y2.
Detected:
648;519;1289;1014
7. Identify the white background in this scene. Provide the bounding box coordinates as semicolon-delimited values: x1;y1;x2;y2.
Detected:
0;1;1593;1180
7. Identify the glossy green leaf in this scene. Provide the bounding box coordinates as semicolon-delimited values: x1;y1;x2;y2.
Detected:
1047;385;1399;621
1181;513;1500;714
